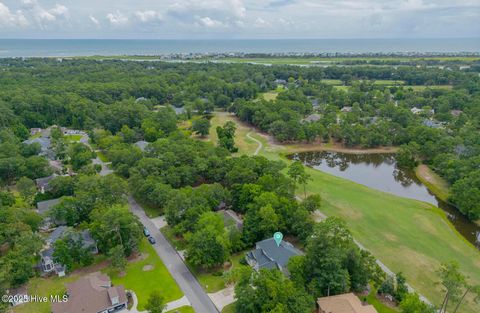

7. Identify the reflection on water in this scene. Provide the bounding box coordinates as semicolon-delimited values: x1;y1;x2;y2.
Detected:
290;151;480;249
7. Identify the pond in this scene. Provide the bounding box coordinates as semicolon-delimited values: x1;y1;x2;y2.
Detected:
290;151;480;249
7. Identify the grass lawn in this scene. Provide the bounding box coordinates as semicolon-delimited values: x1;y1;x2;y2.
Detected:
333;85;350;91
365;287;399;313
13;276;78;313
322;79;343;85
167;306;195;313
261;91;279;101
104;239;183;311
64;134;83;141
406;85;453;91
96;151;109;162
222;302;236;313
415;164;450;202
210;112;480;313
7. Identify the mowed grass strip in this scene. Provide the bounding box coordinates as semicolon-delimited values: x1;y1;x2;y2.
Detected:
210;113;479;313
297;163;480;313
105;239;183;311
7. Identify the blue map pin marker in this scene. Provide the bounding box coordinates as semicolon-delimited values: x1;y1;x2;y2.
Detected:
273;232;283;247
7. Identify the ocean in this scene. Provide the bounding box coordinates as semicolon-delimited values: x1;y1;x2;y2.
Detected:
0;38;479;57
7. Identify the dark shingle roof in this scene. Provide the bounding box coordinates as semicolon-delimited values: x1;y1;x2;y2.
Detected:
37;198;61;215
247;238;302;275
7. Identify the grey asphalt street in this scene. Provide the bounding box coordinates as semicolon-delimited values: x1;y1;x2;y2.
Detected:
128;196;219;313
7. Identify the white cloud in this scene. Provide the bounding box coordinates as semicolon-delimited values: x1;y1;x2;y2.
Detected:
107;11;128;26
19;0;69;28
198;16;224;28
0;2;28;28
89;14;99;26
134;10;163;23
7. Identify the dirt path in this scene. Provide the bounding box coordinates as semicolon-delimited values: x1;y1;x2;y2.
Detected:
246;131;263;155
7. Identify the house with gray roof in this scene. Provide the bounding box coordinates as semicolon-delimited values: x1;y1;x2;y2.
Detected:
23;136;55;160
134;140;149;151
35;175;56;193
36;198;61;216
246;237;302;276
303;113;321;123
40;227;98;277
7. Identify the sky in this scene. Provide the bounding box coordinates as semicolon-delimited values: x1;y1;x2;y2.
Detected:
0;0;479;39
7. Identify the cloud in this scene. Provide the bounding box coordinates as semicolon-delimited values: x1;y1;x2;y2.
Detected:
0;2;28;28
134;10;163;23
106;11;128;26
19;0;69;28
89;15;99;26
197;16;224;28
268;0;296;8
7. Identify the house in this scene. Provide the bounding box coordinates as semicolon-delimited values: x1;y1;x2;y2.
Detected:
35;175;56;193
410;107;423;114
450;110;463;117
317;293;378;313
246;237;302;276
341;106;353;113
40;227;98;276
22;136;55;160
36;198;61;216
274;79;287;85
423;119;443;129
173;106;186;115
135;97;147;103
303;113;322;123
134;140;149;151
52;272;127;313
30;128;43;136
411;107;434;115
218;209;243;231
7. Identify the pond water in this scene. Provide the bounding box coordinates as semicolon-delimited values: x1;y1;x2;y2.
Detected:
290;151;480;248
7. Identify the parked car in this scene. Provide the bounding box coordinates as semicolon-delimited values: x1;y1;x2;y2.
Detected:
143;227;150;237
148;236;156;244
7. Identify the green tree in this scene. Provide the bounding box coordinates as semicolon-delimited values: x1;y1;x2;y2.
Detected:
437;261;467;313
288;161;311;199
216;121;238;152
400;293;436;313
234;269;314;313
192;118;211;137
185;212;230;268
108;245;127;271
16;176;37;204
302;194;321;212
145;291;166;313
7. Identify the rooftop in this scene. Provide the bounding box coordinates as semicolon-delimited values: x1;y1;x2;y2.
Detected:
317;293;378;313
52;272;127;313
36;198;61;215
247;237;302;275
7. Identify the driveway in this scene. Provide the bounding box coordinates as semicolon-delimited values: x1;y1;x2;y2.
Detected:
128;196;219;313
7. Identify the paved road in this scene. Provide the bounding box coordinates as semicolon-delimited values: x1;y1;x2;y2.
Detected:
128;196;219;313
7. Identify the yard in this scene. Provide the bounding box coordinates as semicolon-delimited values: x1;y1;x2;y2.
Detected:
12;276;78;313
209;112;480;313
167;306;195;313
105;239;183;311
64;134;83;142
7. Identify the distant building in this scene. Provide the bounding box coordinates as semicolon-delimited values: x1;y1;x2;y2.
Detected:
411;107;434;115
135;97;147;103
274;79;287;85
134;140;149;151
35;175;56;193
317;293;378;313
450;110;463;117
23;136;55;160
423;119;443;129
246;238;302;276
36;198;61;216
218;209;243;231
40;227;98;277
303;114;322;123
341;106;353;113
52;272;127;313
30;128;43;136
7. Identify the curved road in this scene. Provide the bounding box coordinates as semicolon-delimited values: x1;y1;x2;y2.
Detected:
128;196;219;313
